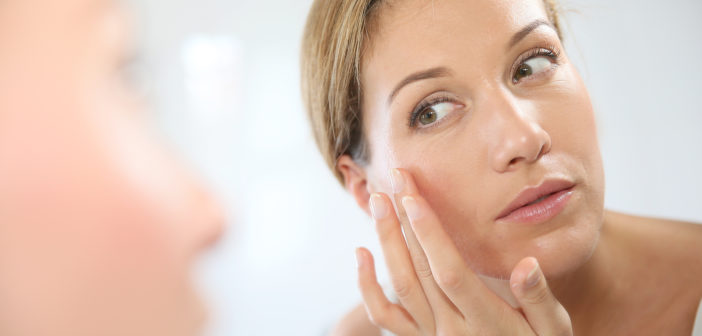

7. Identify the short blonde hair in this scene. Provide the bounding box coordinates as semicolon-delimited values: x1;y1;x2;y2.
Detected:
301;0;562;184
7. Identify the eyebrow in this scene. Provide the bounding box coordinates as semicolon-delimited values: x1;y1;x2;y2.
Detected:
387;67;452;105
386;20;556;105
507;19;555;49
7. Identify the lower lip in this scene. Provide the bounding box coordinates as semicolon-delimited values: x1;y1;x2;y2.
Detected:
497;188;574;224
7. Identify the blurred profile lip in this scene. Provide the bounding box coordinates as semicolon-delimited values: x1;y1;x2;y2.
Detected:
496;179;576;223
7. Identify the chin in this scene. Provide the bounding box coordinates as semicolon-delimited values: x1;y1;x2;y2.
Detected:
531;221;602;280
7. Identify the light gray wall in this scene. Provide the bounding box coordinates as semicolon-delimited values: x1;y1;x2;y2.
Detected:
128;1;702;335
562;0;702;222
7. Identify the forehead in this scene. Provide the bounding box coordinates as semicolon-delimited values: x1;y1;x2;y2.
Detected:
362;0;550;86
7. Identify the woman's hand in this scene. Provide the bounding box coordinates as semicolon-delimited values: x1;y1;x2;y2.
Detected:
355;169;572;336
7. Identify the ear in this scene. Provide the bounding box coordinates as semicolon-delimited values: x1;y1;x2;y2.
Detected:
337;155;372;217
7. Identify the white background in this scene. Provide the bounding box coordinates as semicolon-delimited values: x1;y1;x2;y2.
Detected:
127;1;702;335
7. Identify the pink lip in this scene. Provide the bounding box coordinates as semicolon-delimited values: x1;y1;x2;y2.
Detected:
496;179;575;224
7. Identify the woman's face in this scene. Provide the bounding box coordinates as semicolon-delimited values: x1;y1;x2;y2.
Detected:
358;0;605;279
0;1;223;335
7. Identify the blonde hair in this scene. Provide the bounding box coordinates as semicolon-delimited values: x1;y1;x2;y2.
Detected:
301;0;562;184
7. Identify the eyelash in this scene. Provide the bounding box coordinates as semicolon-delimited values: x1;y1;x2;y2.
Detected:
407;45;562;129
408;95;455;128
511;45;562;84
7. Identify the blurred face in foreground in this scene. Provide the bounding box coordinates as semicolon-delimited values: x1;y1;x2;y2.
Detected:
0;1;224;335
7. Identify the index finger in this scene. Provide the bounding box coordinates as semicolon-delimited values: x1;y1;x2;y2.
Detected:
390;169;462;323
398;177;508;320
369;192;435;333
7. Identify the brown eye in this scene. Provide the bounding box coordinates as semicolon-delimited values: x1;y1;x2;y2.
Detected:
419;108;438;125
513;56;553;83
514;63;533;82
418;102;455;126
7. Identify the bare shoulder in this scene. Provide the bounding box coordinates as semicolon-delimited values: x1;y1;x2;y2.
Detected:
328;303;381;336
604;211;702;333
607;210;702;245
606;210;702;279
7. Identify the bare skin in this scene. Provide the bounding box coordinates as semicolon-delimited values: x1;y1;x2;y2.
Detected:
0;1;223;335
333;209;702;336
330;0;702;334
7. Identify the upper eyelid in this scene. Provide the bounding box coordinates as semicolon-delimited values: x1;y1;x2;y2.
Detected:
509;32;562;63
514;47;559;68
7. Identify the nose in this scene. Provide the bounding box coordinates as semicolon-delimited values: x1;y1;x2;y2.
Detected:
487;92;551;173
189;186;227;253
199;194;226;252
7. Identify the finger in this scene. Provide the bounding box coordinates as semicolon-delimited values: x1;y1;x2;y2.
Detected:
401;193;506;320
370;193;436;334
356;247;421;336
389;169;426;264
510;257;573;336
391;169;465;322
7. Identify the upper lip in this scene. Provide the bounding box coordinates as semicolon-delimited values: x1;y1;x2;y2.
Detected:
496;179;575;220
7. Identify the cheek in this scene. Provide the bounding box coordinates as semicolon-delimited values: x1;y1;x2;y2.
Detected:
390;145;507;275
0;111;206;334
546;66;601;154
387;130;490;242
542;70;604;193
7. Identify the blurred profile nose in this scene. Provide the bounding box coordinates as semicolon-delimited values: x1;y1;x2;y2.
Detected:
487;92;551;173
191;188;227;253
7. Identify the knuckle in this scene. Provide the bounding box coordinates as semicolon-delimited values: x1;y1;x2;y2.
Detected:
413;260;434;280
435;269;463;291
391;275;414;299
523;284;551;305
415;266;434;280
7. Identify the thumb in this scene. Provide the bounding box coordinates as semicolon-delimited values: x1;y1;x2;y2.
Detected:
510;257;572;336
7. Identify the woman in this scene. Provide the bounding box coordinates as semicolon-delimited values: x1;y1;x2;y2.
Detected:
0;0;223;335
301;0;702;335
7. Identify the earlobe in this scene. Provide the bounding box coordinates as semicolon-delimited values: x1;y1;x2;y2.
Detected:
337;155;372;217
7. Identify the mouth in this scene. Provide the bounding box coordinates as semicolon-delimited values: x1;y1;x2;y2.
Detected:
495;179;575;224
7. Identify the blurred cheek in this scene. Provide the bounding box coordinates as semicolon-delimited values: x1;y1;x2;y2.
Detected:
0;105;206;335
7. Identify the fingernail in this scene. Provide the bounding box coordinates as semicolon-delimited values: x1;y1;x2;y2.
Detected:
369;194;388;220
390;169;405;194
524;260;541;289
402;196;423;221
